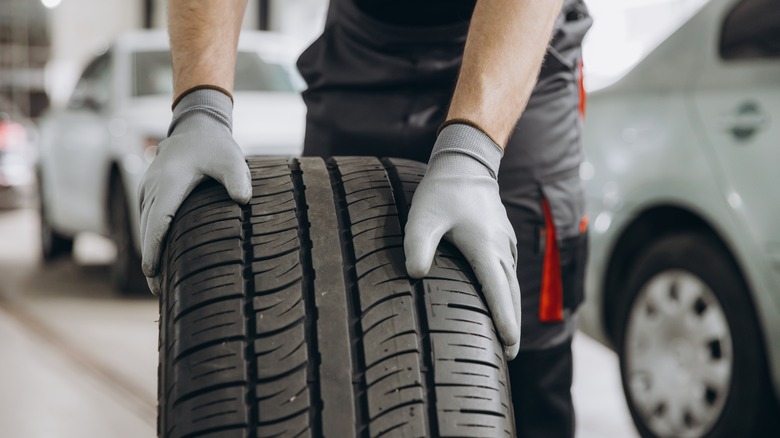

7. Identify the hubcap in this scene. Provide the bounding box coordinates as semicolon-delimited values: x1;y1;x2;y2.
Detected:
624;270;732;438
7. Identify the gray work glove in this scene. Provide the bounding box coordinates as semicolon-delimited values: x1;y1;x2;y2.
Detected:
405;123;521;359
138;89;252;295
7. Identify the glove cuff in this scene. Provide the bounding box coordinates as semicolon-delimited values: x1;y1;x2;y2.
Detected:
430;123;504;179
169;89;233;136
172;85;233;110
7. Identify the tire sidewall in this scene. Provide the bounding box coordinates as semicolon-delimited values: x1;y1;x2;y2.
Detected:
38;174;71;262
40;202;55;261
614;233;765;438
109;178;145;293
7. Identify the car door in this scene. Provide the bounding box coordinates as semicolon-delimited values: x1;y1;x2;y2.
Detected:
49;50;114;233
692;0;780;252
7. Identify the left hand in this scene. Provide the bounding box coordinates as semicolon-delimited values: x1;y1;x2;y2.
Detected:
404;123;522;359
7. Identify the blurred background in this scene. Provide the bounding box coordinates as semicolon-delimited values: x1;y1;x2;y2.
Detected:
1;0;778;437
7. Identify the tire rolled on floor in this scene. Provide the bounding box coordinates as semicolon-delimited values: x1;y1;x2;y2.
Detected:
157;156;515;438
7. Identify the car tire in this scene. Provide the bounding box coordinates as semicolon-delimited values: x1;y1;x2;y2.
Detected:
38;176;73;262
615;232;772;438
109;177;147;294
156;156;515;438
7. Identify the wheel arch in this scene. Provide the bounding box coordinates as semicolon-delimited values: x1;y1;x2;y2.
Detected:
601;204;754;344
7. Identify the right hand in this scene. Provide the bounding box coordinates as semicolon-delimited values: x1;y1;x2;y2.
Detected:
138;89;252;295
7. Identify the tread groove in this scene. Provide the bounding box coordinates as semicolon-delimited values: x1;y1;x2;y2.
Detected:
381;158;438;438
173;260;243;291
173;335;247;364
242;165;260;438
370;400;424;422
289;158;322;437
180;426;247;438
446;302;491;317
354;244;404;264
360;291;413;321
172;382;246;408
327;157;369;438
172;294;243;324
256;362;307;384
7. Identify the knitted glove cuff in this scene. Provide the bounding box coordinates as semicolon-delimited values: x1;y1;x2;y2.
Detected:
169;88;233;136
430;123;504;179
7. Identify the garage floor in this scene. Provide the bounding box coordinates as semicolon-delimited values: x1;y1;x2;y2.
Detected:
0;208;637;437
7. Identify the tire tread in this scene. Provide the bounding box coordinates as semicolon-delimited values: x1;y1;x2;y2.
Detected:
158;157;514;437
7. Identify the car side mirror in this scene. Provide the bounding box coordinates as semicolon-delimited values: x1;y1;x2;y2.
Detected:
68;84;107;112
81;96;103;112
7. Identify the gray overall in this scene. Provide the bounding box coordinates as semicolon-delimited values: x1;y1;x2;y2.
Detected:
297;1;592;435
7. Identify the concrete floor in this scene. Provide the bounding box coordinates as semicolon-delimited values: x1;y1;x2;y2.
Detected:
0;207;638;437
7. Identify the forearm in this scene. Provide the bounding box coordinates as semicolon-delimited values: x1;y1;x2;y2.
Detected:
168;0;249;100
446;0;563;148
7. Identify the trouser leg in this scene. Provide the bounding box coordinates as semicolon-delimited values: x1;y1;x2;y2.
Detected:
497;46;587;436
509;338;576;438
502;201;581;438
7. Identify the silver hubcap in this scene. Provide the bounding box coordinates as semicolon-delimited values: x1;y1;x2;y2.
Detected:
625;270;732;438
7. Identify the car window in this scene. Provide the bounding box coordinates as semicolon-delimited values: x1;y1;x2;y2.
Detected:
133;51;174;97
234;52;298;93
720;0;780;60
68;51;113;110
582;0;709;90
132;51;299;97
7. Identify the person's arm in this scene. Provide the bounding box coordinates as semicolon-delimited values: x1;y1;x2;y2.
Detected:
404;0;563;359
138;0;252;294
169;0;249;100
446;0;563;147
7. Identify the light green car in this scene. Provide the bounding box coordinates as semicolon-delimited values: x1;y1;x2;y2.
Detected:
578;0;779;436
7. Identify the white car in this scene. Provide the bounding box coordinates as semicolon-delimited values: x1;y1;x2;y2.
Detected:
580;0;779;436
37;30;306;292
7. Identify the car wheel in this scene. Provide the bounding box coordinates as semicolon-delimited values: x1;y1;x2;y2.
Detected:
157;157;516;437
109;177;147;294
615;232;772;438
38;177;73;262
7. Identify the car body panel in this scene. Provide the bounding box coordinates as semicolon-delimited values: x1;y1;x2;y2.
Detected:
42;109;113;235
580;0;780;398
38;30;305;254
689;0;780;395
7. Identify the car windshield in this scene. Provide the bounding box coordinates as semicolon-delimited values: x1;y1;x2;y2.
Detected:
583;0;710;90
133;51;300;97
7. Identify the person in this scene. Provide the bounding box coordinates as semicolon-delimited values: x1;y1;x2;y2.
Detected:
138;0;592;436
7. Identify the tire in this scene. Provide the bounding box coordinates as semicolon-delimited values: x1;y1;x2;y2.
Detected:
38;174;73;262
614;232;772;438
109;177;147;294
157;156;515;438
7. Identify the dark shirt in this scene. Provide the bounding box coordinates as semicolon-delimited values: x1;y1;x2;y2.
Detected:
353;0;477;26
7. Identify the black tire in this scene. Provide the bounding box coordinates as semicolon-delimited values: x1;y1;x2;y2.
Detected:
38;174;73;262
157;156;515;438
109;177;147;294
614;233;773;438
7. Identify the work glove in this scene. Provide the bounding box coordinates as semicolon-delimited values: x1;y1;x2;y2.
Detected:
405;123;521;359
138;89;252;295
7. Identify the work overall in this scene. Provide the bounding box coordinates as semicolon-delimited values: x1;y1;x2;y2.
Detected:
297;1;592;435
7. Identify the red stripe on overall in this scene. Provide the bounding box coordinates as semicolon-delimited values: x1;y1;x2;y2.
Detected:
539;198;564;322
